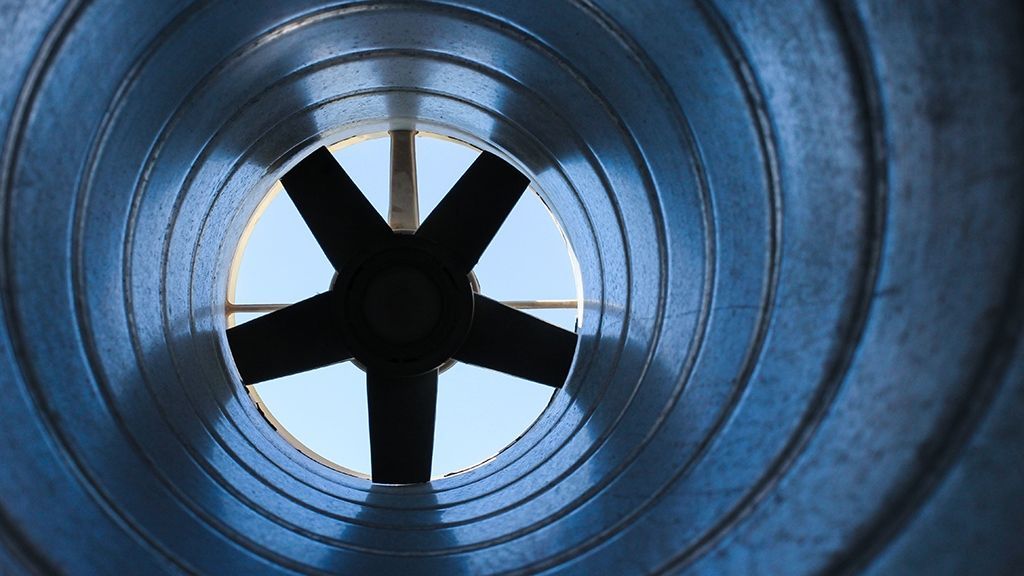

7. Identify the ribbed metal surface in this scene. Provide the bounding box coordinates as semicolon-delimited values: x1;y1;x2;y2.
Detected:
1;1;1021;574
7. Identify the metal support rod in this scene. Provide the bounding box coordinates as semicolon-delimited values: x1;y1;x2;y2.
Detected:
388;130;419;231
496;299;578;310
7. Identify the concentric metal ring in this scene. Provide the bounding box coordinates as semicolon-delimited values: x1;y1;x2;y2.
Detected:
1;1;1022;574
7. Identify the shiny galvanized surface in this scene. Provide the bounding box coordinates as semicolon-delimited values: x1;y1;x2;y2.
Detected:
1;0;1022;574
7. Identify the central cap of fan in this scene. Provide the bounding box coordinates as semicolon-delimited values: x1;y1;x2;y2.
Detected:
334;236;474;377
362;266;442;344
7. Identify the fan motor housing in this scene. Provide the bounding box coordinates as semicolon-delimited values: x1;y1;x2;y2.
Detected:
334;234;475;377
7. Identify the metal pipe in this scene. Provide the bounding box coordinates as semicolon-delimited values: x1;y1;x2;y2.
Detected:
0;1;1021;574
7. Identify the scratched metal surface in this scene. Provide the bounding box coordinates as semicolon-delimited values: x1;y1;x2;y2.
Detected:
0;1;1022;574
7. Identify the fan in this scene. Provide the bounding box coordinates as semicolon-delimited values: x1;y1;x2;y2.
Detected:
226;133;579;484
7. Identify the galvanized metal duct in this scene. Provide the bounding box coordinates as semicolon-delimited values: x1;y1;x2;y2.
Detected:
1;1;1022;574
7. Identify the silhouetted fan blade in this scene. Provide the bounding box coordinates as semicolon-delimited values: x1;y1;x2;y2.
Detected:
415;152;530;273
455;295;577;387
280;146;393;270
227;293;351;385
366;370;438;484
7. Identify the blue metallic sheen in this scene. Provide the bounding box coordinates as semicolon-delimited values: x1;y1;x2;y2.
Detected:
1;1;1022;574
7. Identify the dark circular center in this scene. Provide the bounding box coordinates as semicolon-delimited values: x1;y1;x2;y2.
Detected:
361;265;443;344
333;237;474;376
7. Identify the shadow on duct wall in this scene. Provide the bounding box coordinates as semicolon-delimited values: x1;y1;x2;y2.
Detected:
0;0;1022;574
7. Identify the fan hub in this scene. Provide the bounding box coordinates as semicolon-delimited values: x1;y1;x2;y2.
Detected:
334;236;474;376
362;266;443;344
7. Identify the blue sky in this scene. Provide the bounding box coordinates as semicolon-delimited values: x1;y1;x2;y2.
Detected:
231;134;579;478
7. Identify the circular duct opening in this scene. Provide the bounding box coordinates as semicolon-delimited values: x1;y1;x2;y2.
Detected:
1;1;1021;575
227;132;581;479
